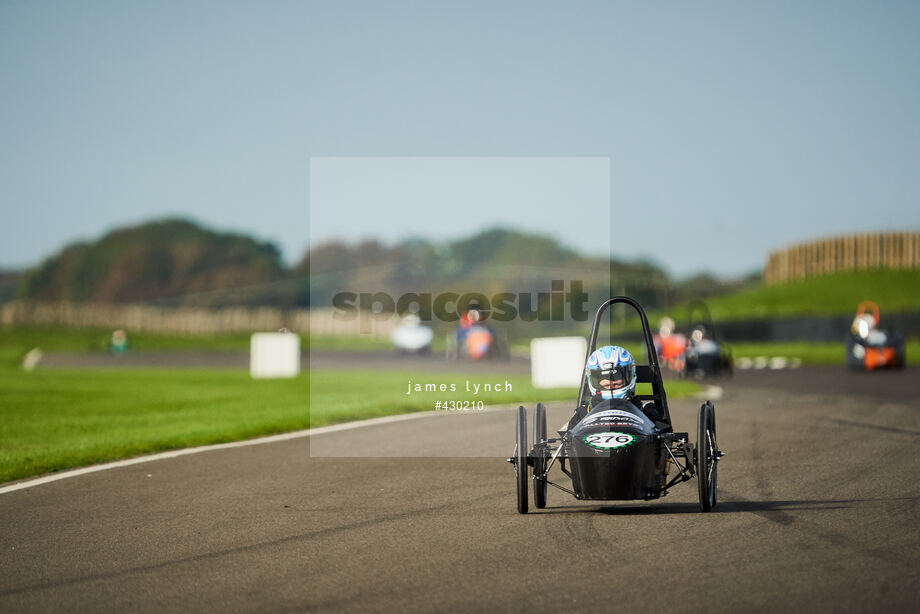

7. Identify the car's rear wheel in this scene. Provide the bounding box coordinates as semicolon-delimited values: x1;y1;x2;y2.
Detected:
515;405;528;514
533;403;547;509
697;401;718;512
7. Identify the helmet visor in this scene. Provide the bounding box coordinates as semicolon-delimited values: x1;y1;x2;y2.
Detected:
588;365;631;391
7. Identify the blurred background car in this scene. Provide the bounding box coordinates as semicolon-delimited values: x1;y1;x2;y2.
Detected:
846;300;906;370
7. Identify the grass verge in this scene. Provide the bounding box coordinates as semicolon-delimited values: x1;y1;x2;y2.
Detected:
0;326;394;367
0;366;700;484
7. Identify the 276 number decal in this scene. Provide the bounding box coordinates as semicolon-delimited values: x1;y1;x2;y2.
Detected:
583;432;636;449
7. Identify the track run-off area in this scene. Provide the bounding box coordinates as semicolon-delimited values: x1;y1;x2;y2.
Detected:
1;366;918;612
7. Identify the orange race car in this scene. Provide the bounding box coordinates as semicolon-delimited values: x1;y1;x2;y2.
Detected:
846;301;905;371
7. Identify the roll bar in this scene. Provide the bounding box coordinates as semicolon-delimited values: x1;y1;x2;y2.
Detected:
686;300;718;342
577;296;671;425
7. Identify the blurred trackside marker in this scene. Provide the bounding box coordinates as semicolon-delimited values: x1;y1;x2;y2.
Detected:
251;332;301;378
736;356;802;370
531;336;587;389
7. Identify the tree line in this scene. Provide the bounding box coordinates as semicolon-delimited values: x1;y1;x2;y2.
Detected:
1;218;756;311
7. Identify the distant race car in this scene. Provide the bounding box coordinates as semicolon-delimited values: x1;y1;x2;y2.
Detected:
682;301;733;379
446;308;510;361
846;301;905;371
390;313;434;354
653;316;688;374
509;296;723;514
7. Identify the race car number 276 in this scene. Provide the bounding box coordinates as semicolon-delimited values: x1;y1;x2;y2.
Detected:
583;432;636;449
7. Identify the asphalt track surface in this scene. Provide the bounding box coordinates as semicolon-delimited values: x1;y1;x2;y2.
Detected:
1;367;918;612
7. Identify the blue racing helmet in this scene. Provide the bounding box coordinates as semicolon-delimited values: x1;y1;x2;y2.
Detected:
586;345;636;400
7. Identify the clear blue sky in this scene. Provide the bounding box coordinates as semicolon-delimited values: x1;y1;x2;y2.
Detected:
2;1;918;277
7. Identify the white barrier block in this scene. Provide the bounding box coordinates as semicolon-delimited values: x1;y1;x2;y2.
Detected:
250;332;301;378
530;336;587;389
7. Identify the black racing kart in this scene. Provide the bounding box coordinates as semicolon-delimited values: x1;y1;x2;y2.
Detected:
683;300;733;379
509;297;723;514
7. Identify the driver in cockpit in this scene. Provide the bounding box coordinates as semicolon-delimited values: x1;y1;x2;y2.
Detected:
568;345;662;429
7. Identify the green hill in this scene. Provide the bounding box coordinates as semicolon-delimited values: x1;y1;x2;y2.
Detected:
681;269;920;321
12;220;747;312
307;227;601;307
17;219;286;306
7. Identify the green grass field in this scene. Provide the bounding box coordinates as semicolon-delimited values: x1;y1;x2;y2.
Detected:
0;364;703;484
0;367;306;483
0;326;395;367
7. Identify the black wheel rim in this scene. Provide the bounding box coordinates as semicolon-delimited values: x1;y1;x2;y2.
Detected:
533;403;547;509
704;423;717;507
709;406;718;506
698;403;718;511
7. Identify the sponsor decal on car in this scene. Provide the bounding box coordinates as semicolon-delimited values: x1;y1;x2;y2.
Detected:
587;409;641;420
582;431;637;450
584;410;644;427
583;420;639;427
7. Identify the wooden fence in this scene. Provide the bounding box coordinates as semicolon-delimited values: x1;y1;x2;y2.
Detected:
763;232;920;285
0;301;397;339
